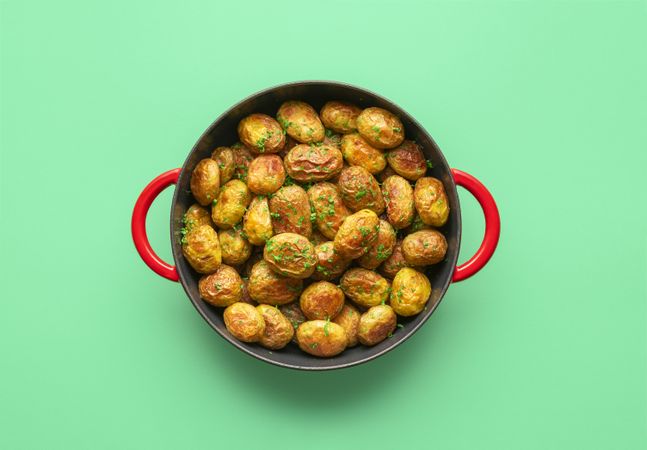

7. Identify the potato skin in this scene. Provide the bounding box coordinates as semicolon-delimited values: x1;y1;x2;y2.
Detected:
277;100;325;144
190;158;221;206
219;228;252;266
386;140;427;181
183;204;213;230
300;281;345;320
211;146;236;184
356;107;405;149
341;133;386;174
224;302;265;343
379;239;409;279
212;179;251;229
198;264;243;307
358;305;397;346
263;233;316;279
284;144;343;182
182;224;222;274
320;101;362;134
308;182;350;240
333;209;380;259
248;260;303;305
402;230;448;266
382;175;415;229
414;177;450;227
337;166;385;214
268;185;312;238
332;304;361;347
390;268;432;316
231;142;254;182
323;130;342;149
243;196;273;245
340;268;391;308
297;320;347;357
279;302;307;342
310;230;328;247
256;304;294;350
358;219;396;270
237;113;286;154
376;165;397;183
312;241;350;281
246;154;286;195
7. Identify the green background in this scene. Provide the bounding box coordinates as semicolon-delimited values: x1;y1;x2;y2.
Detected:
1;1;646;449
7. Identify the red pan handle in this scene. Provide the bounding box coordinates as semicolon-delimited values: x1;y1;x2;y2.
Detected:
131;168;182;282
451;169;500;282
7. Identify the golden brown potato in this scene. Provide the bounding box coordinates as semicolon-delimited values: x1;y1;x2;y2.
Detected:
224;302;265;343
219;228;252;266
358;219;396;270
356;107;405;149
248;260;303;305
256;304;294;350
402;230;448;266
211;179;251;229
323;130;342;149
277;100;325;144
183;204;213;231
300;281;345;320
414;177;450;227
310;230;328;247
390;268;432;316
297;320;347;357
279;302;307;341
246;154;286;194
375;165;397;183
332;303;361;347
263;233;316;279
337;166;385;214
379;239;409;279
237;113;286;154
357;305;397;346
307;182;350;240
211;146;236;184
284;144;343;182
198;264;243;307
243;196;273;245
268;185;312;238
190;158;220;206
385;140;427;181
340;268;391;308
320;101;362;134
230;142;254;182
340;133;386;174
382;175;415;229
181;224;222;274
333;209;380;259
239;278;255;305
312;241;351;281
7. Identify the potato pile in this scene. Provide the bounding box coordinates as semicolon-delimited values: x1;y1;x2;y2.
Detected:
181;100;450;357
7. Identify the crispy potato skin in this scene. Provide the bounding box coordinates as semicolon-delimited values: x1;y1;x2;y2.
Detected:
379;239;409;279
230;143;254;182
340;268;391;308
337;166;385;214
198;264;243;307
183;204;213;230
219;228;252;266
300;281;345;320
308;182;350;240
182;225;222;274
257;304;294;350
297;320;347;357
268;185;312;238
333;209;380;259
248;260;303;305
211;146;236;184
279;302;307;342
358;305;397;346
320;101;362;134
211;179;251;229
246;155;286;194
402;230;448;266
414;177;450;227
190;158;221;206
332;303;361;347
284;144;343;182
390;268;432;316
237;113;286;154
341;133;386;174
386;140;427;181
356;107;405;149
263;233;316;279
277;101;325;144
243;196;273;245
358;219;396;270
382;175;415;230
312;241;350;281
224;302;265;343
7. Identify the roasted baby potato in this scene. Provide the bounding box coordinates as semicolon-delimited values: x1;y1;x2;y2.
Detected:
211;179;251;229
243;195;273;245
279;302;307;341
337;166;385;214
323;130;342;149
297;320;347;357
198;264;244;307
332;303;361;347
357;304;397;346
211;146;236;184
340;133;387;174
237;113;286;154
312;241;350;281
183;204;213;231
358;219;396;270
402;230;448;266
263;233;316;279
182;224;222;274
300;281;345;320
190;158;220;206
284;144;343;182
375;165;397;183
390;267;432;316
248;260;303;305
307;182;350;240
414;177;450;227
379;239;408;279
224;302;265;343
356;107;405;149
333;209;380;259
230;142;254;182
340;268;391;308
277;100;325;144
247;154;286;194
310;230;328;247
386;140;427;181
320;101;362;134
268;185;312;238
382;175;415;229
257;304;294;350
219;228;252;266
